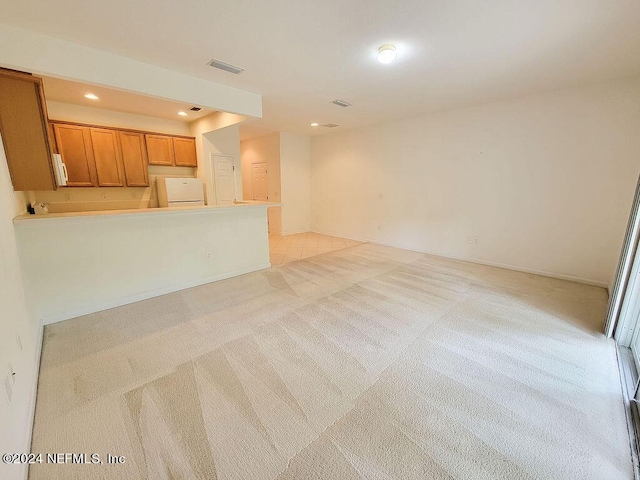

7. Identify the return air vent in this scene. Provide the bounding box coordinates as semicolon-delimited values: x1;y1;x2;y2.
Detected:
208;59;245;74
322;123;339;128
331;99;351;107
189;106;202;112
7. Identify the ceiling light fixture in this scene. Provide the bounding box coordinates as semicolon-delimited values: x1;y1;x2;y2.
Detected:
377;44;397;64
177;111;188;116
310;122;319;127
84;93;99;100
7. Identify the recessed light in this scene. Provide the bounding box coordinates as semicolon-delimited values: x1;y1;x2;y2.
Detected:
377;44;397;64
310;122;319;127
178;111;188;116
84;93;99;100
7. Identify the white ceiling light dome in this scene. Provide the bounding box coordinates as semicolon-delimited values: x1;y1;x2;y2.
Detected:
377;44;397;64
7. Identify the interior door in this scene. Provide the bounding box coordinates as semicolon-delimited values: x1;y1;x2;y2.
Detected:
252;162;268;201
212;155;236;205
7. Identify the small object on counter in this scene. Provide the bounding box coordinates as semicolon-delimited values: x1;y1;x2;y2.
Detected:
32;202;49;215
27;203;35;215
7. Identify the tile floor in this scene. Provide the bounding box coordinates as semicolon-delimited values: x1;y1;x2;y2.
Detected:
269;231;364;265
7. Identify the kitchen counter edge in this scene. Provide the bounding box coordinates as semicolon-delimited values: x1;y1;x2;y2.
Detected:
13;202;281;224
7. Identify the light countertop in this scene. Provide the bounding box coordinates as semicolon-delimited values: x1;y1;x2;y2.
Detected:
13;201;281;224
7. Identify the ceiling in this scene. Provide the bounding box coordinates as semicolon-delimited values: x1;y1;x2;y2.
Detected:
41;77;213;123
2;0;640;139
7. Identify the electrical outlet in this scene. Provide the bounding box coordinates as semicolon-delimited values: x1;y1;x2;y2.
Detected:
467;236;479;245
64;193;72;201
206;252;212;260
101;193;108;201
131;192;138;199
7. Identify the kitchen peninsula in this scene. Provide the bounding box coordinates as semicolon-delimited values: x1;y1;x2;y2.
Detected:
14;201;278;324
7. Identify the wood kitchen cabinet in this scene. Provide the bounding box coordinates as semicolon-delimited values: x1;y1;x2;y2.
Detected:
118;131;149;186
89;128;125;187
145;134;175;166
52;123;97;187
146;134;197;167
52;121;197;186
0;69;57;191
173;137;198;167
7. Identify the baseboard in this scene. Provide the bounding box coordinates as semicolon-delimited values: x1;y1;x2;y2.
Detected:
23;319;44;480
280;229;311;236
42;262;272;325
310;228;609;289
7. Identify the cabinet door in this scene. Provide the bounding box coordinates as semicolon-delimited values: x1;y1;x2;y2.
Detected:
173;137;197;167
89;128;124;187
0;70;56;191
145;134;174;165
119;131;149;187
53;123;97;187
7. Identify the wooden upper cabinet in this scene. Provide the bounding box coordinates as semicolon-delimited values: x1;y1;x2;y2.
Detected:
51;121;195;186
173;137;197;167
145;134;174;166
118;131;149;187
53;123;97;187
0;70;57;191
89;128;124;187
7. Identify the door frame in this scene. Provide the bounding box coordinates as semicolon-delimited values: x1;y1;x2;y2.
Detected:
609;173;640;480
607;173;640;338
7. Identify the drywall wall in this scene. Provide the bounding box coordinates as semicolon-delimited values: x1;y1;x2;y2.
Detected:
47;101;191;136
15;205;271;324
311;77;640;287
190;118;242;205
241;133;282;234
280;133;311;234
0;135;42;480
0;24;262;117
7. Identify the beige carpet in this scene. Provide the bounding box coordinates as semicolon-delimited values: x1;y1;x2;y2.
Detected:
269;232;364;265
29;243;632;479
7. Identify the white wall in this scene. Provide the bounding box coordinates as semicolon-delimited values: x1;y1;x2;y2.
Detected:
15;206;271;324
190;113;245;204
47;101;191;136
311;77;640;287
280;133;311;235
0;24;262;117
0;136;42;480
241;133;282;234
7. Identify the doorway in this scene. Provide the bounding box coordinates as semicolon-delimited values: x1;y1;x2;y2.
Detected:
252;162;268;201
210;154;236;205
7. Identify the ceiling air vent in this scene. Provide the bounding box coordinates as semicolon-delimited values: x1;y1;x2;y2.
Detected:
208;59;245;75
190;106;202;112
331;99;351;107
322;123;339;128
